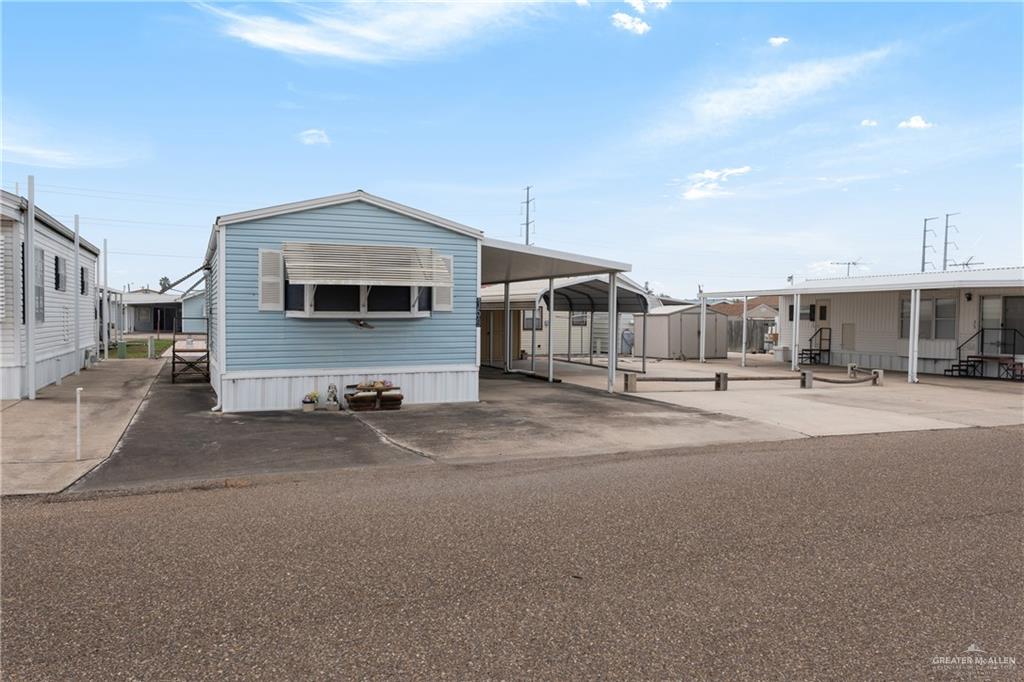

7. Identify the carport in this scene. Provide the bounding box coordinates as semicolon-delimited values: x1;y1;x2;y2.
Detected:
481;238;637;392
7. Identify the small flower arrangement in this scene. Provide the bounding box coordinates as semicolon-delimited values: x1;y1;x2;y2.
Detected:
303;391;319;404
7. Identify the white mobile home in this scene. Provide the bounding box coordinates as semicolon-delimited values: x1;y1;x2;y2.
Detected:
633;304;728;360
703;267;1024;381
1;190;100;399
123;289;181;333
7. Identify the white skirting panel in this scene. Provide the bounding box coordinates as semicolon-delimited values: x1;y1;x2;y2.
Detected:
830;351;956;376
0;347;92;399
218;365;479;412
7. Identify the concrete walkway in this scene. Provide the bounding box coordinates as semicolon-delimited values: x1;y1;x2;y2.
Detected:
511;354;1024;438
1;359;164;495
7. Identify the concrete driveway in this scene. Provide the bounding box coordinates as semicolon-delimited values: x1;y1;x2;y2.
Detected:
71;368;426;493
1;360;164;495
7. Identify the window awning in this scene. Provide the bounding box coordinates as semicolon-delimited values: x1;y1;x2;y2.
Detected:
282;242;452;288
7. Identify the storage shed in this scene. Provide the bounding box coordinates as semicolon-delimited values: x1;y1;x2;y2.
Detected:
634;304;728;360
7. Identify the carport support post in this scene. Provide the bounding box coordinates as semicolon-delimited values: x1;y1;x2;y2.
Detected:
741;296;748;368
790;293;800;371
607;273;617;393
73;215;81;375
908;288;920;383
699;295;707;363
503;282;511;373
547;277;555;382
530;299;537;373
641;311;647;374
589;311;594;365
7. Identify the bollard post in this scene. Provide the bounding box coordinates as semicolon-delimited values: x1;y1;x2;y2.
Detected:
148;336;155;359
714;372;728;391
847;363;857;378
800;369;813;388
75;387;83;461
624;373;637;393
872;369;884;386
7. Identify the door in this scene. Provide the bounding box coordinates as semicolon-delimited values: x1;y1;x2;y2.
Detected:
814;299;831;352
1004;296;1024;356
981;296;1002;354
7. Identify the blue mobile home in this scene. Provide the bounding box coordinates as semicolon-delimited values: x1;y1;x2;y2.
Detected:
205;191;481;412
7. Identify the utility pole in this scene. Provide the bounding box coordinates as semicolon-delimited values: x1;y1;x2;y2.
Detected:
942;212;960;271
521;186;535;246
921;216;939;272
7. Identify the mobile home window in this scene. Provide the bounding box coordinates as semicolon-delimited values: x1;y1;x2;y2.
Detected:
571;312;588;326
34;247;45;322
934;298;956;340
523;309;542;330
313;285;360;312
54;255;67;291
80;266;88;295
284;281;305;312
899;299;911;338
366;286;412;312
416;286;433;312
918;299;934;340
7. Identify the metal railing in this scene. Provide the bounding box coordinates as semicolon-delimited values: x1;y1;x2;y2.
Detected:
955;327;1024;364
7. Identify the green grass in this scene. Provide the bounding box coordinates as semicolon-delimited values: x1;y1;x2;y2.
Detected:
120;339;174;359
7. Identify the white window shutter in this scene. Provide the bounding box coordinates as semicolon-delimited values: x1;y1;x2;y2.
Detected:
433;255;453;312
258;249;284;311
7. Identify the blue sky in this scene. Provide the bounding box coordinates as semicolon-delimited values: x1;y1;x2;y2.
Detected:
2;1;1021;296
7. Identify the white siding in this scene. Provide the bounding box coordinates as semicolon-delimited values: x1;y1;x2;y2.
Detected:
0;214;99;398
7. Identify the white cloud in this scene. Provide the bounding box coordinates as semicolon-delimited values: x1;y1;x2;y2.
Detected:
575;0;590;5
624;0;646;14
298;128;331;145
860;119;878;127
1;119;148;168
898;114;934;129
681;165;752;200
197;1;544;63
611;12;650;34
649;0;671;8
649;47;890;143
768;36;789;47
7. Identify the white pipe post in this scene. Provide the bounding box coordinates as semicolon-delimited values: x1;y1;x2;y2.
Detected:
503;281;511;373
75;387;83;461
547;278;555;382
589;311;594;365
791;293;800;371
73;215;81;374
25;176;37;399
741;295;748;368
530;299;537;373
607;273;617;393
913;286;921;382
699;294;707;363
641;311;647;374
102;238;109;360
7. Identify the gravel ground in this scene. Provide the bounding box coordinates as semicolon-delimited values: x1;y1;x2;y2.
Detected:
3;426;1022;680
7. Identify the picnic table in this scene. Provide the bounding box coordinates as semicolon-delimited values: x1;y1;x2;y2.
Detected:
344;383;404;411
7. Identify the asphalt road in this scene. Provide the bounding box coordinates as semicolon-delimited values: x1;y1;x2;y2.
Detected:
3;426;1022;680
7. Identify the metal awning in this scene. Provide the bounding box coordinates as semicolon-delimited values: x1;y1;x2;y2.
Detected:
481;238;629;285
282;242;452;287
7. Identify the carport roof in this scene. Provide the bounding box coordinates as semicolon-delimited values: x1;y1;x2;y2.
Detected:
705;266;1023;298
481;274;659;313
481;238;630;285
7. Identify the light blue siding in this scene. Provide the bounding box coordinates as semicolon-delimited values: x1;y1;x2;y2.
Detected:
208;247;219;367
224;201;478;371
181;293;207;334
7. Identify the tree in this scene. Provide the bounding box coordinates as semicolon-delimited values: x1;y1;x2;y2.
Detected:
158;276;171;291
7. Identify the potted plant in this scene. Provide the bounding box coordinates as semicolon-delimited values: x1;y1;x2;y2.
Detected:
302;391;319;412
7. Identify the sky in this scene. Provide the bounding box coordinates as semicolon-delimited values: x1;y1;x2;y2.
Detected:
2;1;1022;297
